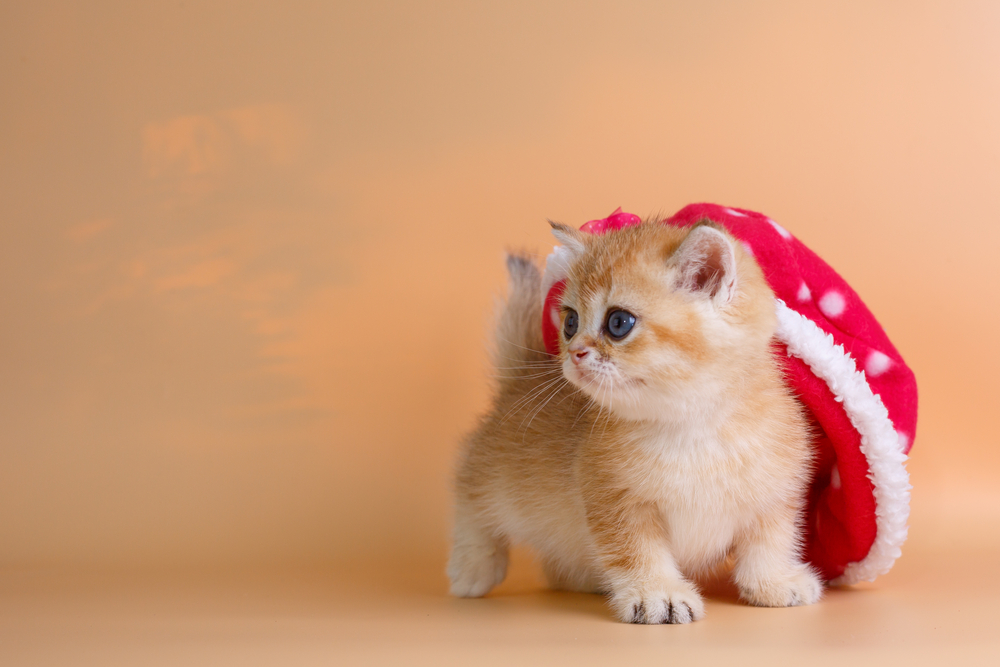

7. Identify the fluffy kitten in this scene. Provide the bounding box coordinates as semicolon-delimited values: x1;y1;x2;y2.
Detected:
448;219;822;624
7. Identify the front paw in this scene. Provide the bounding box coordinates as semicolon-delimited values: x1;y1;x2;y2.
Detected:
610;583;705;624
739;564;823;607
447;544;508;598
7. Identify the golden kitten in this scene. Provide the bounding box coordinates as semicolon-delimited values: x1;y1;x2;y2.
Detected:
448;219;821;624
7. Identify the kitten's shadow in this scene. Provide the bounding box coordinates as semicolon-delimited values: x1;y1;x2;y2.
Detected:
451;551;744;621
485;571;745;621
529;589;611;619
694;570;744;606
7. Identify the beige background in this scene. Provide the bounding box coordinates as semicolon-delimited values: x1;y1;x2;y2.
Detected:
2;1;999;664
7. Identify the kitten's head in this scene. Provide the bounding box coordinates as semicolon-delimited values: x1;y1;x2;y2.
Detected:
551;219;777;421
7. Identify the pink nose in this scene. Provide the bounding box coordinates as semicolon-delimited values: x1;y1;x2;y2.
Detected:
571;349;589;365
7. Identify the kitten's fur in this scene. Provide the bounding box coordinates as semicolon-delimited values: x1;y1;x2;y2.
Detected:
448;219;822;624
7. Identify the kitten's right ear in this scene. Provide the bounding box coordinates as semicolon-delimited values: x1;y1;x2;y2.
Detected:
548;220;586;256
669;224;738;307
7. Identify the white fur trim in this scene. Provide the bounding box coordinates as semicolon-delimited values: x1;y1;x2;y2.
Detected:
541;245;574;305
773;299;911;585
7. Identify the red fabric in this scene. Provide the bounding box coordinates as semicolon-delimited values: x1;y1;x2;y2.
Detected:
541;203;918;581
541;281;566;359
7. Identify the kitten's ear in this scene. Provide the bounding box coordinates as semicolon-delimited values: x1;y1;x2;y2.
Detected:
670;224;738;306
548;220;586;256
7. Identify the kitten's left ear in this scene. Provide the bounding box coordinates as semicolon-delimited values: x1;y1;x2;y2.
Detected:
548;220;586;256
670;224;738;306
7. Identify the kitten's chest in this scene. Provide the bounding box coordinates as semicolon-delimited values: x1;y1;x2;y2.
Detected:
645;447;756;523
628;429;771;500
624;433;776;568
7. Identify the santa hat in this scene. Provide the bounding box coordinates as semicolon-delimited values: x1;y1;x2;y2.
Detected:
540;204;916;584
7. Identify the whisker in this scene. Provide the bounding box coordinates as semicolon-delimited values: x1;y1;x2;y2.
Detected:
492;361;561;373
497;376;567;426
489;368;563;380
519;378;569;436
494;356;559;366
494;335;551;356
599;381;613;441
503;375;565;415
551;380;584;410
589;376;608;442
570;374;600;431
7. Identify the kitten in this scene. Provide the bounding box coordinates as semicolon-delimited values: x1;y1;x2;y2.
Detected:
447;219;822;624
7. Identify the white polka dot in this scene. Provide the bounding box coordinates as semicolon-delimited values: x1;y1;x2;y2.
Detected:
550;307;561;329
819;291;846;318
797;282;812;302
830;464;841;489
896;431;910;453
768;219;792;239
740;241;754;256
866;350;892;377
725;208;748;217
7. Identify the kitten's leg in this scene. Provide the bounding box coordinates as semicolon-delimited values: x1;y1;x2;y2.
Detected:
586;497;705;624
447;501;509;598
732;508;823;607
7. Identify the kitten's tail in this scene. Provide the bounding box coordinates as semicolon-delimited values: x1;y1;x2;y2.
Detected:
493;253;549;377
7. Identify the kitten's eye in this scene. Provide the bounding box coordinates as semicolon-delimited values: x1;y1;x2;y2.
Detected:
605;309;636;340
563;309;579;339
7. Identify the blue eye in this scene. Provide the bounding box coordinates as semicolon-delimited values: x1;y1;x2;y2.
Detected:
563;309;579;339
606;309;636;339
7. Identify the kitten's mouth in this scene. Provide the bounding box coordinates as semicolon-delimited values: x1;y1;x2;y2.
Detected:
568;366;597;386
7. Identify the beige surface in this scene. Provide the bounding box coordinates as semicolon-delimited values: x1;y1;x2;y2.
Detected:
3;493;999;666
2;0;999;663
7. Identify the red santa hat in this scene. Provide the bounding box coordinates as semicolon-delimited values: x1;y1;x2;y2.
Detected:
540;204;916;584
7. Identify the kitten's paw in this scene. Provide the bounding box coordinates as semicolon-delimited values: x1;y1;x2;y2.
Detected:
610;583;705;624
739;564;823;607
447;544;508;598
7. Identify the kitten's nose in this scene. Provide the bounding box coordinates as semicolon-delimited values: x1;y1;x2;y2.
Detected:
571;348;589;365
